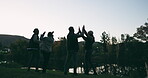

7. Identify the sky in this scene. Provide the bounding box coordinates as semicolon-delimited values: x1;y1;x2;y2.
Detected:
0;0;148;41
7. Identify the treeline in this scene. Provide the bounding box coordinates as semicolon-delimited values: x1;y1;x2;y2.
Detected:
0;21;148;77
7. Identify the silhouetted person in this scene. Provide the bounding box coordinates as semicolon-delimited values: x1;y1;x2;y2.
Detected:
82;26;97;75
64;26;81;75
27;28;40;72
40;31;54;73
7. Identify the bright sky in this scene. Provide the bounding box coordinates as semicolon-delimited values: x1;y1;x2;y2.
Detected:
0;0;148;41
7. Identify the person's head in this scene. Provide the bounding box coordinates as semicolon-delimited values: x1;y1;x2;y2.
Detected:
68;26;74;33
47;31;54;37
33;28;39;35
88;31;93;36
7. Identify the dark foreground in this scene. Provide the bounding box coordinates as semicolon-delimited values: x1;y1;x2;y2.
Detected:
0;67;131;78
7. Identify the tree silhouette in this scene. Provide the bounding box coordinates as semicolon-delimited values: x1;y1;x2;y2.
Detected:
111;37;117;45
52;37;67;71
10;39;29;66
134;20;148;42
100;31;110;53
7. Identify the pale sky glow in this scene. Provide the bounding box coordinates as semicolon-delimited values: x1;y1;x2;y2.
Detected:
0;0;148;41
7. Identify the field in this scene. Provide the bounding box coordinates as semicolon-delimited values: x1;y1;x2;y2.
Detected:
0;66;130;78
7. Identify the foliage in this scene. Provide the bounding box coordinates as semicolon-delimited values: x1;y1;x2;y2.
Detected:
118;42;145;67
0;62;22;68
116;34;147;77
51;37;67;71
100;31;110;53
100;31;110;45
111;37;117;45
10;39;29;66
134;21;148;42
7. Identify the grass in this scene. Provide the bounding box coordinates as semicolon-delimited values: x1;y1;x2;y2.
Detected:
0;67;130;78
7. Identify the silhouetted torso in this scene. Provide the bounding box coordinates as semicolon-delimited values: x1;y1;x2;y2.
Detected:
84;36;95;50
67;32;79;51
29;34;39;49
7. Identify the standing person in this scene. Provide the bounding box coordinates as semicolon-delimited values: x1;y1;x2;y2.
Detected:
40;31;54;73
64;26;81;75
27;28;40;72
82;26;97;75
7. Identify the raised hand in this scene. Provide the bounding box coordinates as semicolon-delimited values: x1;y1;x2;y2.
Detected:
40;31;46;40
78;27;81;33
82;25;85;31
82;25;88;36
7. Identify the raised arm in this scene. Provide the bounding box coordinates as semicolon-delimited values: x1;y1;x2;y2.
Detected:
82;25;88;37
76;27;84;38
76;27;81;35
40;31;46;40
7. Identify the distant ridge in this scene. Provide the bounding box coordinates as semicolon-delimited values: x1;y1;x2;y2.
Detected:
0;34;29;47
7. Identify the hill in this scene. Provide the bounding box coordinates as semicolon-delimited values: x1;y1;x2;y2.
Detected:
0;34;29;47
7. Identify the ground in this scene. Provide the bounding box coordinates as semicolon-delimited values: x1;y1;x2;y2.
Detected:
0;67;130;78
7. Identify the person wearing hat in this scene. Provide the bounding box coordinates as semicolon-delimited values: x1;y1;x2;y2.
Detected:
40;31;54;73
27;28;40;72
82;25;97;75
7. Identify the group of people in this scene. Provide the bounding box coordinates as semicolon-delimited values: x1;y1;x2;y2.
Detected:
27;28;54;73
64;25;97;75
27;25;97;75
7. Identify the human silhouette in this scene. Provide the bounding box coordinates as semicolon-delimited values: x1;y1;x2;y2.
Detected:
81;26;97;75
64;26;81;75
40;31;54;73
27;28;40;72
